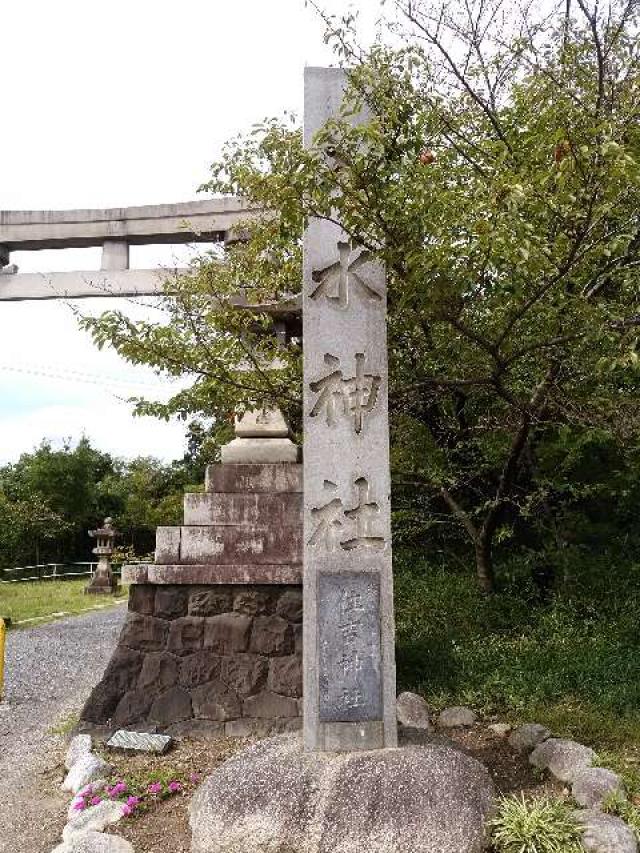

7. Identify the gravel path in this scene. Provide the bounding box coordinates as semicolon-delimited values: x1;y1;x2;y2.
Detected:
0;605;127;853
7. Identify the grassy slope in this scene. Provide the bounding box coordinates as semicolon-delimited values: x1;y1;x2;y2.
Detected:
394;548;640;789
0;578;128;626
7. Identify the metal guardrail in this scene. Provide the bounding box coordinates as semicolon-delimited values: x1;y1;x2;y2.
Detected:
0;562;124;583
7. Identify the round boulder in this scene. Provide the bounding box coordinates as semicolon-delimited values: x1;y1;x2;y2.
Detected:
396;691;433;731
572;767;625;809
575;809;638;853
529;738;595;783
190;734;495;853
508;723;551;753
438;706;477;728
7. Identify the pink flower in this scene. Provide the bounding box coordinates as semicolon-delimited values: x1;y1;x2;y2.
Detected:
148;782;163;794
189;773;200;784
126;796;141;808
122;804;133;817
90;796;102;806
111;781;127;796
168;781;182;793
79;785;93;797
72;799;86;811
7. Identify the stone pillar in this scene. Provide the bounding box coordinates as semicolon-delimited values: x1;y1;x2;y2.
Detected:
221;408;299;464
101;240;130;271
302;68;397;752
86;517;120;595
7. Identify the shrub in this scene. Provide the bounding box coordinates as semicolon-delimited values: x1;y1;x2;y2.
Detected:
490;795;583;853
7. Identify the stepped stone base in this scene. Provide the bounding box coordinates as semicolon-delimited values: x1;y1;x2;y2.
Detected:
81;583;303;736
80;462;304;737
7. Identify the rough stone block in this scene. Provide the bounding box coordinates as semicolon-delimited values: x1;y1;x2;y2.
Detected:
250;615;294;656
184;492;302;528
65;734;92;771
234;408;289;437
233;589;273;616
268;656;302;698
179;652;223;689
276;589;303;623
138;653;179;694
124;563;303;585
192;679;242;720
105;730;172;755
294;623;303;655
221;655;269;696
224;718;274;738
243;690;298;719
205;463;303;494
128;584;155;615
120;613;169;653
149;687;193;726
154;586;188;619
113;689;154;728
530;738;596;783
188;588;233;617
396;692;432;731
166;617;204;655
165;720;225;739
203;613;252;654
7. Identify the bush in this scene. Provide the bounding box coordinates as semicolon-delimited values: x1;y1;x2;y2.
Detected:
490;795;583;853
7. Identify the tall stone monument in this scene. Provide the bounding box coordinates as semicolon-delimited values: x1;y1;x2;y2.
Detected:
303;67;397;751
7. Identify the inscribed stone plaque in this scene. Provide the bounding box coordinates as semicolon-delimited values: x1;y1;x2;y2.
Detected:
318;572;382;722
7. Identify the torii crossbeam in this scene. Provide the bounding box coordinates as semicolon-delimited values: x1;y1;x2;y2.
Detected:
0;198;253;301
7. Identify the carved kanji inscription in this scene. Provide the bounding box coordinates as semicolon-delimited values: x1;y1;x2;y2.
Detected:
309;352;381;434
310;242;383;309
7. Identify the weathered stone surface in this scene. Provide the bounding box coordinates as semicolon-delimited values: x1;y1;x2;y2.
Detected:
184;492;302;528
190;734;494;853
439;707;477;728
179;651;223;689
188;588;233;617
221;655;269;696
396;692;432;731
220;437;299;464
530;738;596;783
204;614;252;654
233;589;272;616
575;809;638;853
205;463;303;494
63;753;113;794
192;679;242;721
120;613;168;652
572;767;625;809
243;691;299;719
223;718;274;739
128;584;155;615
294;623;303;655
124;563;303;585
250;615;293;656
65;734;92;771
235;408;290;438
268;656;303;698
166;616;204;655
63;799;124;839
155;525;181;563
508;723;551;753
488;723;512;738
52;830;134;853
113;688;154;728
154;586;188;619
166;720;225;739
171;525;302;566
276;589;303;622
82;646;145;722
149;687;192;727
138;652;179;693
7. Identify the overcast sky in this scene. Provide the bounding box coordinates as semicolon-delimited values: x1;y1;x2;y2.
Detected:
0;0;380;464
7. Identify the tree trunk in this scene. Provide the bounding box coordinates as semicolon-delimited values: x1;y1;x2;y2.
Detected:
474;534;495;594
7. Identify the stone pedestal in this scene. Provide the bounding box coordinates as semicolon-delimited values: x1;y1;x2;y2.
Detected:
80;462;303;736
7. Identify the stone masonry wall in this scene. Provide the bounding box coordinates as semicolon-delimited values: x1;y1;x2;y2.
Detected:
81;582;303;738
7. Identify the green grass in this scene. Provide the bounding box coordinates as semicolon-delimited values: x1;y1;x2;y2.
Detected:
394;547;640;761
0;578;128;626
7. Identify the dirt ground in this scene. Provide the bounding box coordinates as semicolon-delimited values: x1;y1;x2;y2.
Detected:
62;723;564;853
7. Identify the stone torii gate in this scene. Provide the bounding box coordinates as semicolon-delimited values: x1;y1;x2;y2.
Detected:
0;198;252;301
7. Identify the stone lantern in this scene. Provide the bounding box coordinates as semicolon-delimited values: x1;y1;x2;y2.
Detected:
86;517;119;595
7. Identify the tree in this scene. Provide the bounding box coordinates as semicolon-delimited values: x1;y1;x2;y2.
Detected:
81;0;640;592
